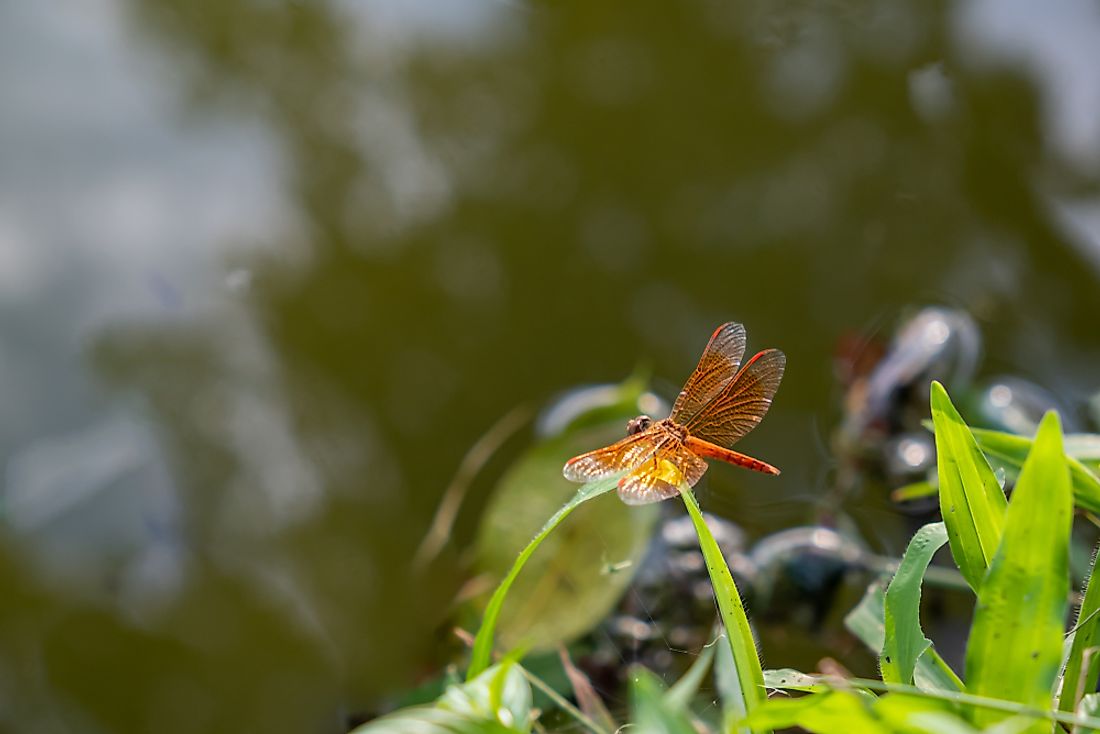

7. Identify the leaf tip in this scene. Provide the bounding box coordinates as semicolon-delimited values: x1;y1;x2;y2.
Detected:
1037;409;1063;435
929;380;950;412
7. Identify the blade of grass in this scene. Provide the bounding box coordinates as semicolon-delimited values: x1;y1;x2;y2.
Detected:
881;522;950;685
468;476;619;679
965;411;1072;731
681;486;766;733
891;481;938;503
631;667;697;734
930;381;1007;591
1061;543;1100;714
970;426;1100;515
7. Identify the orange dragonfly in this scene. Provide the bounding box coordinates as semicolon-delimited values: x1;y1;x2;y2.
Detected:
563;322;785;504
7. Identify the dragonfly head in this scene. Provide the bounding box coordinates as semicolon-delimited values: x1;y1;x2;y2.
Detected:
626;415;652;435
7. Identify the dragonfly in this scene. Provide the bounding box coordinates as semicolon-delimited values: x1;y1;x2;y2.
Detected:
563;322;785;505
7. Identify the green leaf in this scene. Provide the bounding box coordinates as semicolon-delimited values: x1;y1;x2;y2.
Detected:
882;522;949;685
970;427;1100;515
762;674;1100;732
763;668;824;692
1060;543;1100;713
965;411;1073;731
845;579;888;651
846;580;964;694
741;690;978;734
892;481;938;503
931;381;1008;591
874;695;983;734
476;429;658;653
630;667;697;734
739;690;888;733
681;487;766;732
353;663;531;733
468;475;619;679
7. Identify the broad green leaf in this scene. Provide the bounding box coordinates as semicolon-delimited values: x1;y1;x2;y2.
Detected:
665;638;716;710
476;430;658;653
965;411;1072;732
970;426;1100;514
845;580;964;694
931;381;1007;591
468;475;619;679
882;522;949;685
1060;542;1100;713
353;663;531;733
875;694;982;734
630;668;697;734
681;487;766;732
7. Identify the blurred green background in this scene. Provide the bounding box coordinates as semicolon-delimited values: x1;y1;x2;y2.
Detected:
2;0;1100;732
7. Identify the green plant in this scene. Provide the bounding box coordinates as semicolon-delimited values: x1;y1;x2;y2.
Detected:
359;381;1100;733
780;382;1100;733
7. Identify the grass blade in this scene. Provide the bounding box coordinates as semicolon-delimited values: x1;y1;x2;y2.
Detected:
891;481;937;503
882;522;949;685
681;487;766;733
970;426;1100;514
1061;543;1100;713
631;668;697;734
931;381;1007;591
665;637;716;710
965;411;1072;731
468;476;618;679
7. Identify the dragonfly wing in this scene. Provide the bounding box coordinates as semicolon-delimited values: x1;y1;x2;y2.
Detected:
562;430;662;482
684;348;785;448
669;322;747;425
617;442;708;505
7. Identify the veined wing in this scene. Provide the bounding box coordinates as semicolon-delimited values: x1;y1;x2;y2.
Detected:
617;442;708;505
683;348;785;448
562;429;663;482
669;322;747;425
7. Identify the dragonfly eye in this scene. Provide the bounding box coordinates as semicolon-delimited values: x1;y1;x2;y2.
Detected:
626;415;652;435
